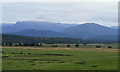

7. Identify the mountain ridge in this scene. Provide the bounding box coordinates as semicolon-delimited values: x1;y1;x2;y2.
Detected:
2;21;118;40
5;29;73;38
2;21;76;33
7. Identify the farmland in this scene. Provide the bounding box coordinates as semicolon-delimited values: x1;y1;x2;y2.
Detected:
1;44;119;70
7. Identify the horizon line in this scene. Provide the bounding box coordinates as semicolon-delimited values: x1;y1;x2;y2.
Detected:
0;21;118;27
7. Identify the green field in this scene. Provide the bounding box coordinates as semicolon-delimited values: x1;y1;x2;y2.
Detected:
2;47;118;70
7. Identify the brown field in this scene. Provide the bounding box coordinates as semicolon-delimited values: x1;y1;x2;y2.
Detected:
1;46;119;52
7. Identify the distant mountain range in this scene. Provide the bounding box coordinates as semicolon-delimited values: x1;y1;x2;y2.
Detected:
2;21;76;33
61;23;118;40
2;21;118;41
110;26;119;29
6;29;73;38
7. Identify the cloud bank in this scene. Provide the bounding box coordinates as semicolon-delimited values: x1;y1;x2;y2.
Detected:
2;2;117;26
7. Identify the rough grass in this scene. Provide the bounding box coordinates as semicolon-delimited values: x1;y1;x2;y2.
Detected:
2;47;118;70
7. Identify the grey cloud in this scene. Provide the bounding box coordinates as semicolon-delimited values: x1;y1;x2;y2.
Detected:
2;2;117;26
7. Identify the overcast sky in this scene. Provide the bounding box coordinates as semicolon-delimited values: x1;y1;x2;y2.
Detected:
2;2;118;26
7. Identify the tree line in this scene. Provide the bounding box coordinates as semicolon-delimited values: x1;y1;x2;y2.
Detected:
2;34;117;44
2;43;113;48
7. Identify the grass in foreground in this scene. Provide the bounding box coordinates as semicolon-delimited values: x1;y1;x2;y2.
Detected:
2;47;118;70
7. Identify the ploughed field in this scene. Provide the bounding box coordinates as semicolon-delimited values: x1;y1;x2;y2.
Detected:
1;46;119;70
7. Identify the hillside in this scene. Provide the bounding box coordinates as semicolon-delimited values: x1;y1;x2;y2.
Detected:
61;23;118;40
2;34;117;44
5;29;73;38
2;34;86;44
2;21;118;40
2;21;76;33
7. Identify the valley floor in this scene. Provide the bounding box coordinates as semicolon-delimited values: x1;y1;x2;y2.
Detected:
1;46;119;70
2;46;119;52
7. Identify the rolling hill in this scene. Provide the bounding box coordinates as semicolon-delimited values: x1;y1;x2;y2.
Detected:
60;23;118;40
2;21;76;33
2;34;117;44
2;21;118;40
110;26;119;29
2;34;89;44
5;29;73;38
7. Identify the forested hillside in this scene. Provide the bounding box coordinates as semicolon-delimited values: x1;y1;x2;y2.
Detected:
2;34;117;44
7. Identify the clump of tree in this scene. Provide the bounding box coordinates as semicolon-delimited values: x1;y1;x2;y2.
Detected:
75;44;79;47
67;44;70;47
108;46;112;48
96;46;101;48
40;43;43;46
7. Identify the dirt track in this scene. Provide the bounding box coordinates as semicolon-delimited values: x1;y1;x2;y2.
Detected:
1;46;119;52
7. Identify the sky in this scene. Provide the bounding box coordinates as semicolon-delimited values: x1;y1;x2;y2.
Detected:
1;0;119;2
1;1;118;26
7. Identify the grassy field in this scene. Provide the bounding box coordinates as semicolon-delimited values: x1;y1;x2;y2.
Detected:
2;46;118;70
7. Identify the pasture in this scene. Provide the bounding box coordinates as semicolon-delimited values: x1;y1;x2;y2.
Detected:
1;45;118;70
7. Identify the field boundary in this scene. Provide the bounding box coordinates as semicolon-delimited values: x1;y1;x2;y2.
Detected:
1;46;119;52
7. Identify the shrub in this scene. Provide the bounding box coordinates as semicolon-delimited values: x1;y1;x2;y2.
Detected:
31;63;36;65
21;51;23;54
74;61;87;65
28;53;31;55
60;61;65;63
12;52;15;54
91;66;97;67
47;61;51;63
29;60;34;62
